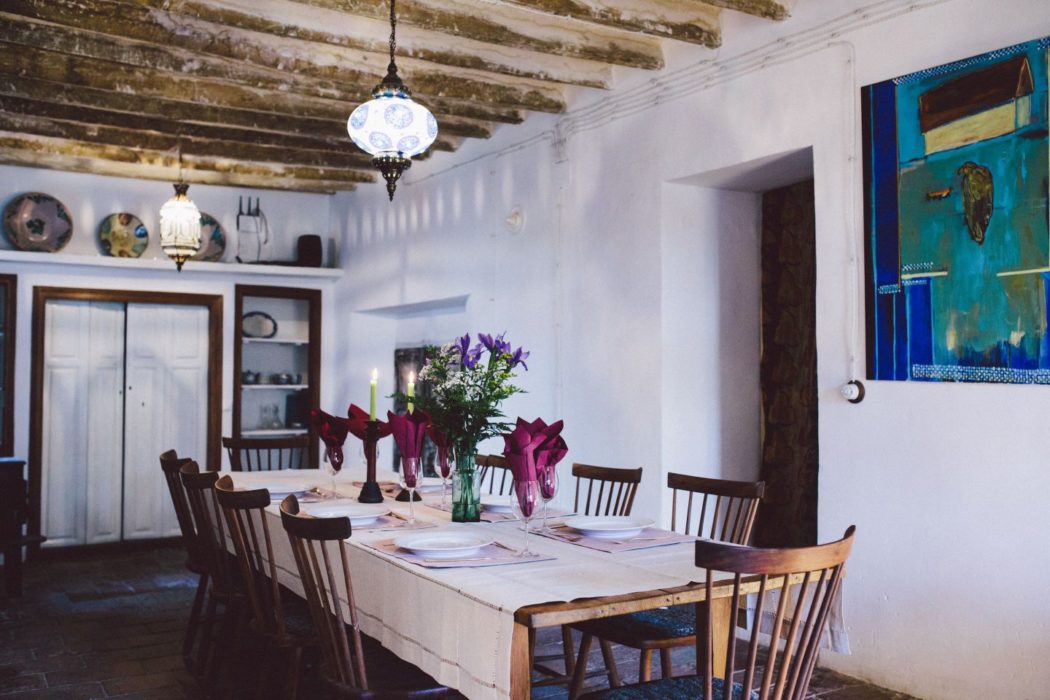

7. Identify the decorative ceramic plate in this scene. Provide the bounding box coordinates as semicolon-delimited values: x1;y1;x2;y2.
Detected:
97;213;149;258
394;532;493;559
191;212;225;262
480;494;514;513
569;516;655;540
3;192;73;252
301;502;390;527
241;311;277;338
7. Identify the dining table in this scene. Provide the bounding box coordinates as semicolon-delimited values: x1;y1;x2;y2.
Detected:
224;468;760;699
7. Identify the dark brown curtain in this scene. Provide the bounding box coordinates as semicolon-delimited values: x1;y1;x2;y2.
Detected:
755;179;818;547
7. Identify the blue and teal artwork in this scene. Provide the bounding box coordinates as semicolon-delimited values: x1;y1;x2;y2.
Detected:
863;37;1050;383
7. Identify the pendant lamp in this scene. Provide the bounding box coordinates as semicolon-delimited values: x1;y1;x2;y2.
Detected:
346;0;438;201
159;146;201;271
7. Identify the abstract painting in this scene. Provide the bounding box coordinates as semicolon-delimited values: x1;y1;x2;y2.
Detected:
863;37;1050;383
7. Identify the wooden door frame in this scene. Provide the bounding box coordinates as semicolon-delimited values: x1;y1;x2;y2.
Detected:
0;274;16;457
28;287;223;548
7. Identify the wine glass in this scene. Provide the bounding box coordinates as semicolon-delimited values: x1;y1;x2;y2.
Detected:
435;448;451;509
512;479;540;557
538;466;558;532
400;456;421;524
323;447;343;497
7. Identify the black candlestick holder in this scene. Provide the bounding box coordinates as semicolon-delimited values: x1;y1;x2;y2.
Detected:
357;421;384;504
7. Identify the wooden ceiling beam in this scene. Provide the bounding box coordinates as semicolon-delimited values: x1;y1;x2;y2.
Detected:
496;0;721;46
150;0;614;88
0;21;526;127
0;72;494;143
703;0;789;20
236;0;665;69
0;132;369;192
1;0;568;113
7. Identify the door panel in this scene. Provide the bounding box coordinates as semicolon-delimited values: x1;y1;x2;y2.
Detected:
123;304;209;539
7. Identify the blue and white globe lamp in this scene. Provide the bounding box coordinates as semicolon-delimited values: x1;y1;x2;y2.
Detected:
346;0;438;201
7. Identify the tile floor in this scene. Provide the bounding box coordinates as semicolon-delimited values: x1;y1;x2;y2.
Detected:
0;545;916;699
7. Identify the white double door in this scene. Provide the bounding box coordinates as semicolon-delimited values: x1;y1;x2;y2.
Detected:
41;301;209;546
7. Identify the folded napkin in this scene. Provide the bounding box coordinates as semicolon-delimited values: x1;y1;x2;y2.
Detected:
426;424;451;476
504;418;567;482
311;409;350;469
347;403;392;441
387;409;430;459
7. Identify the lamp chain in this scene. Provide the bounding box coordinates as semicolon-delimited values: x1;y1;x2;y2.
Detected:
388;0;397;72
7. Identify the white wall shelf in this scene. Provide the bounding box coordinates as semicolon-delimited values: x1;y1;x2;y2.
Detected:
356;294;470;318
241;428;309;437
0;249;342;280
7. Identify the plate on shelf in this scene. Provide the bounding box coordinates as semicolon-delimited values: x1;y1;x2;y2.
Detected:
242;311;277;338
480;494;514;513
191;212;225;262
569;516;655;540
97;213;149;258
394;532;493;559
301;502;390;526
3;192;74;252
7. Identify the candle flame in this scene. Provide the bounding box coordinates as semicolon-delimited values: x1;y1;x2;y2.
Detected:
371;368;378;382
408;371;415;383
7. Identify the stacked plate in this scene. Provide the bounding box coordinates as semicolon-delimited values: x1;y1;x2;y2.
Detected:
301;502;390;527
568;516;654;540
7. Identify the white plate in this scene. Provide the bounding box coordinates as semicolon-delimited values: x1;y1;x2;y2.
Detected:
394;531;493;559
480;494;514;513
267;486;318;499
570;516;655;540
301;502;390;526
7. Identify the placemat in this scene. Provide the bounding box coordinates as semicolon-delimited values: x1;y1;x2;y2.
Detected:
364;539;556;569
533;525;696;553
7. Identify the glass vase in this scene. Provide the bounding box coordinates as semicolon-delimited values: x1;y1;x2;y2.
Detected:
451;450;481;522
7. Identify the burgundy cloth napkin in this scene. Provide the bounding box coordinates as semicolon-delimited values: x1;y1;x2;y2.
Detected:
387;409;430;459
347;403;392;441
503;418;566;482
311;409;350;470
426;424;451;473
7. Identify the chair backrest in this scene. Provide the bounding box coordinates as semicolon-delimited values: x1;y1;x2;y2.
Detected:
571;463;643;516
694;526;856;700
214;475;289;640
223;436;311;472
160;449;199;563
668;473;765;544
280;495;369;690
179;461;237;593
478;454;514;496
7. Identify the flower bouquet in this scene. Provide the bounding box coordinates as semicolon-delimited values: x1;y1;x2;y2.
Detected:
400;333;528;521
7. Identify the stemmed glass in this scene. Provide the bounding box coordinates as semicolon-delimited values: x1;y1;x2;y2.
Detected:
512;479;540;557
400;456;421;524
323;449;342;498
538;467;558;532
435;449;451;509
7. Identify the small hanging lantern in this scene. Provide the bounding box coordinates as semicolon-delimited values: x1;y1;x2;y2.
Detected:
346;0;438;201
159;144;201;271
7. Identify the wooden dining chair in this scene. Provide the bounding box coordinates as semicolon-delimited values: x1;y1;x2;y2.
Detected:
179;461;245;688
569;474;766;696
214;475;315;699
533;463;646;689
223;435;312;471
478;454;514;496
159;449;209;671
279;495;455;698
578;526;856;700
572;463;643;517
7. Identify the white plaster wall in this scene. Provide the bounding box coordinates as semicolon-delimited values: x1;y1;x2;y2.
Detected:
335;1;1050;697
0;165;338;468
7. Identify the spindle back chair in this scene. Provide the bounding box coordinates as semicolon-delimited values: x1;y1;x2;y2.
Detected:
572;463;643;516
668;473;765;543
479;454;514;496
223;436;311;471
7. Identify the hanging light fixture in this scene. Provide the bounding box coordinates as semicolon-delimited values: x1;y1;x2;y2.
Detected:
158;143;201;271
346;0;438;201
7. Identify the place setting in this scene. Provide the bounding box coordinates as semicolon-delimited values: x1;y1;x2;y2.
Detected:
297;500;436;532
534;515;696;553
365;529;555;568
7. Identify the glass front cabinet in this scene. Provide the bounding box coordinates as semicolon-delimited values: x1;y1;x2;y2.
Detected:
233;285;320;468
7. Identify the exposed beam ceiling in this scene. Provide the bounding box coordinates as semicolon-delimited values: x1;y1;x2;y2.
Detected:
0;0;788;193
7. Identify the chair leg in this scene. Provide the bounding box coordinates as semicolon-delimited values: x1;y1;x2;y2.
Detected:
209;599;238;691
660;648;673;679
197;591;219;679
561;624;576;677
599;639;621;688
569;632;594;700
638;648;653;683
183;573;208;670
285;645;303;700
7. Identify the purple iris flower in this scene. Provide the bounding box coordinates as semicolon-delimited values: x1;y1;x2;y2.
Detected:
480;331;512;355
494;333;512;355
510;347;529;370
452;333;471;362
478;333;495;351
463;343;484;369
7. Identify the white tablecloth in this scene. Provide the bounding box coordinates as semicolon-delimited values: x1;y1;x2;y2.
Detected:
225;469;711;699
